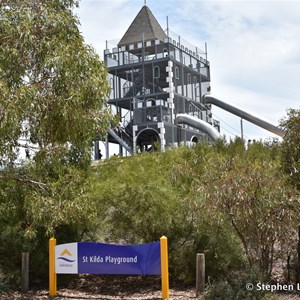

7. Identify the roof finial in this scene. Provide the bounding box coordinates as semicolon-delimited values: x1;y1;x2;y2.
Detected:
144;0;147;5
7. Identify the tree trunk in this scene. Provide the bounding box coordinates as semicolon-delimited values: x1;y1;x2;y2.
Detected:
231;219;252;266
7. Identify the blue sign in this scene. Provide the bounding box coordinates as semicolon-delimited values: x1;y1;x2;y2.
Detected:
56;241;161;275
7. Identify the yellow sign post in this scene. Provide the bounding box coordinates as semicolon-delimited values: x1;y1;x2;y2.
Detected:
160;236;170;299
49;237;57;297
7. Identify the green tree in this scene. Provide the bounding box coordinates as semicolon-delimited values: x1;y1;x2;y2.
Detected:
183;139;296;275
0;0;113;285
280;108;300;282
281;108;300;189
0;0;111;169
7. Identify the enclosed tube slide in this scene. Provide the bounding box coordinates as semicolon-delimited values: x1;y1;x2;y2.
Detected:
203;95;286;138
176;114;223;142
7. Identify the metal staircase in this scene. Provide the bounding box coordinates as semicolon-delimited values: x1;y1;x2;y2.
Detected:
107;117;135;155
124;70;143;98
108;127;133;154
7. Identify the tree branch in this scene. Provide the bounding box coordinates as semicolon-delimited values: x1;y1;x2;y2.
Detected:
0;174;48;193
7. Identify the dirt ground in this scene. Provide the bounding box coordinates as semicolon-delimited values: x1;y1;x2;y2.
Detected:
2;275;300;300
1;275;197;299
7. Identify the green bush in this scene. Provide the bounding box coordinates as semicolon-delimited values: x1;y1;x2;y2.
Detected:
91;149;246;284
170;221;246;284
0;163;99;288
0;272;10;294
206;267;268;300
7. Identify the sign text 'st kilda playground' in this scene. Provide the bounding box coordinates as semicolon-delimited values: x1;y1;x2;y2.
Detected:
55;241;161;275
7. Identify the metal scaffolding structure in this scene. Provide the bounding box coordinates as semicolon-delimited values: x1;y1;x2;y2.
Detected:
98;4;218;158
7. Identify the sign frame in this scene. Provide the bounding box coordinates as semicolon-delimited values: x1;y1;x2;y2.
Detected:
49;237;169;299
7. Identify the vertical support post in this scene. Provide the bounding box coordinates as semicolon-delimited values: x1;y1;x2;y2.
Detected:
240;118;244;140
21;252;29;292
49;237;57;297
105;135;109;159
160;236;169;299
196;253;205;296
94;140;100;160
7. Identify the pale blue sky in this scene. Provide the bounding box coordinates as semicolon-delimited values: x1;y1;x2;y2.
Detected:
75;0;300;142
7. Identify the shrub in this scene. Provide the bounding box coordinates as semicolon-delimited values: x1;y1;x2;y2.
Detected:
206;267;268;299
91;150;246;283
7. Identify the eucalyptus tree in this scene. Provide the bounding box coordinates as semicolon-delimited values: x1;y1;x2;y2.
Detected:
0;0;112;283
186;139;297;276
281;108;300;189
280;108;300;282
0;0;111;170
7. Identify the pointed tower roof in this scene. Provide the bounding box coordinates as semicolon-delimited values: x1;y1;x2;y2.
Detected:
118;5;167;47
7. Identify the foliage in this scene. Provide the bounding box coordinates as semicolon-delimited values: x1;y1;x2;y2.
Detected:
280;108;300;190
206;267;268;300
280;108;300;282
191;139;295;275
0;0;113;286
91;147;246;282
90;138;298;285
171;220;245;283
0;139;101;285
0;274;10;294
0;0;112;168
92;153;182;243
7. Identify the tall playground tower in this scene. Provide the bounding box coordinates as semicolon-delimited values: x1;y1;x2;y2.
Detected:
96;4;220;158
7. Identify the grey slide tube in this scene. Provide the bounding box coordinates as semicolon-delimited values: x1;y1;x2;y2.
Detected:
203;95;286;137
176;114;223;142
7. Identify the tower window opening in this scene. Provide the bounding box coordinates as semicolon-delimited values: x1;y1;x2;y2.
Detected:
110;78;114;89
175;67;180;80
123;81;129;95
153;66;160;78
163;48;168;57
